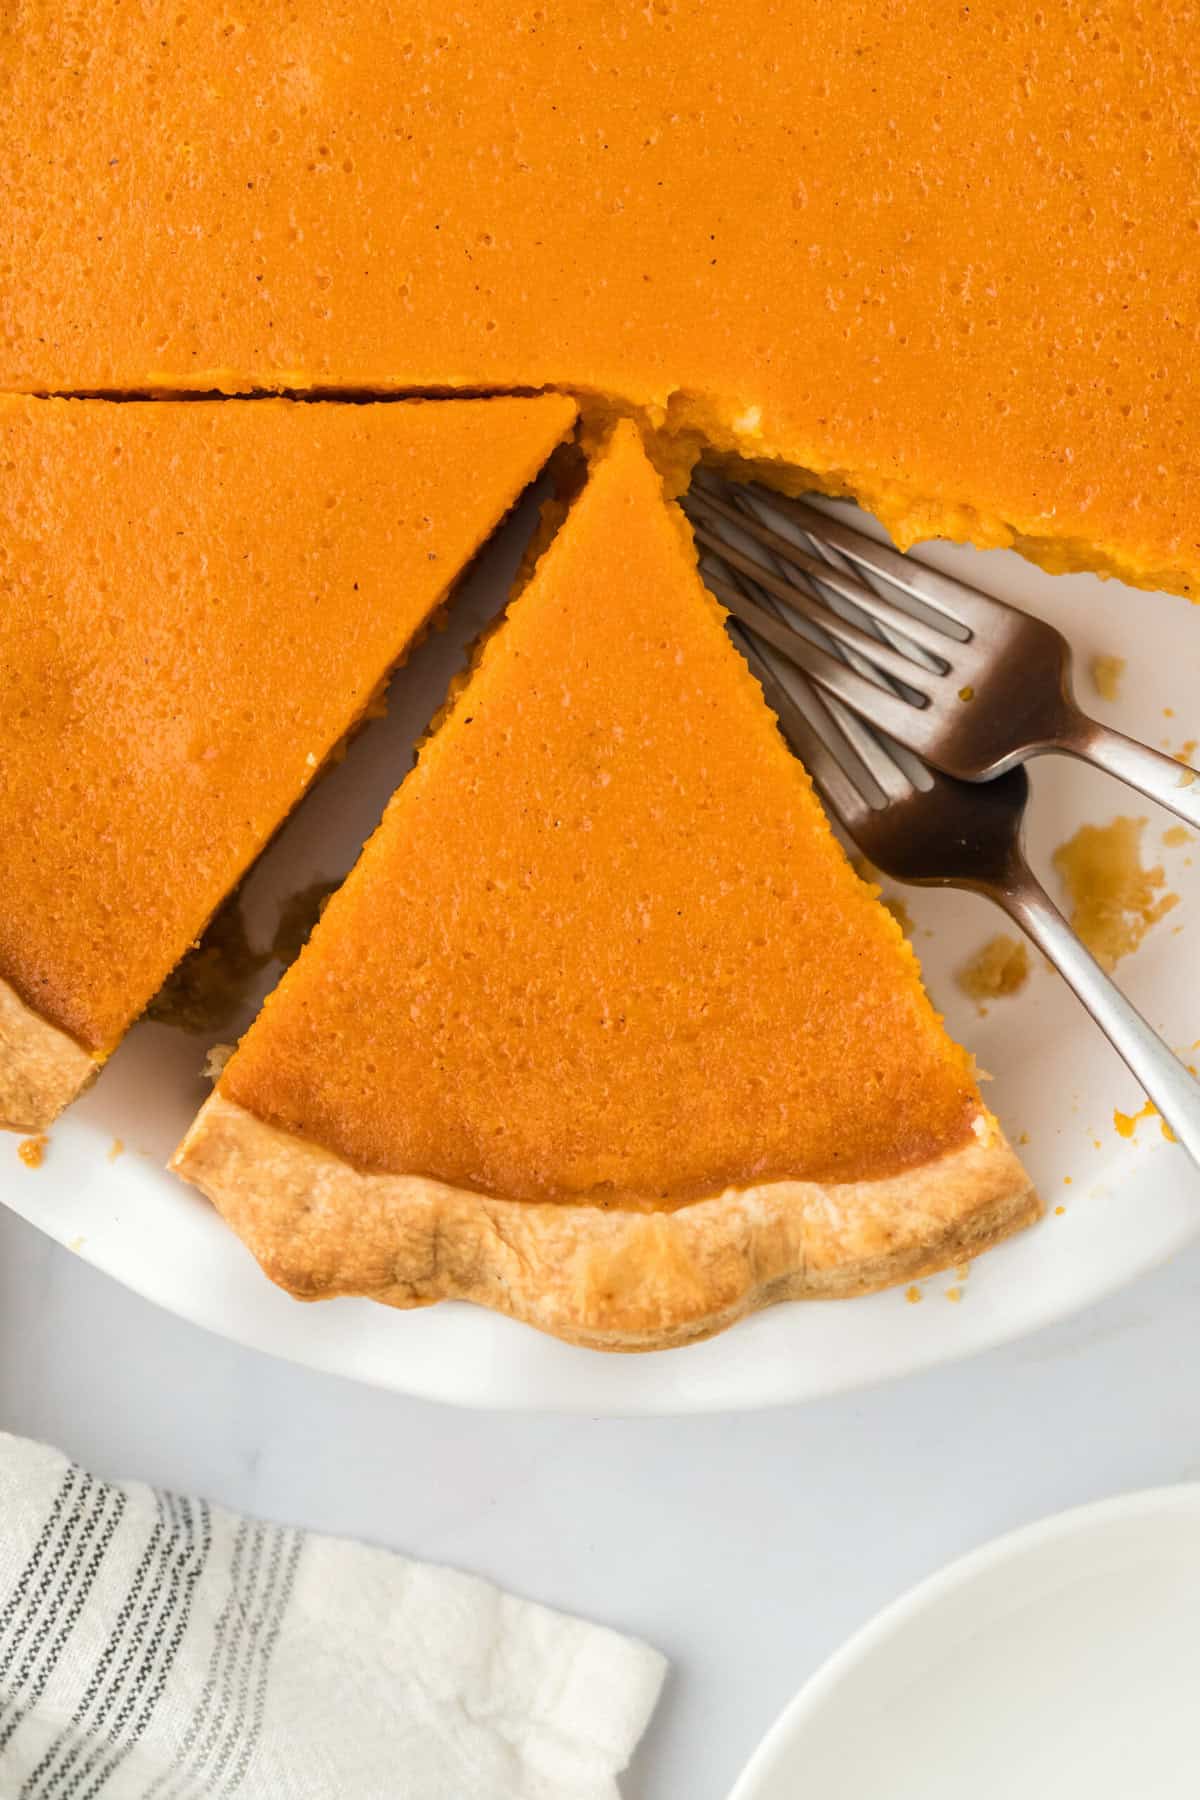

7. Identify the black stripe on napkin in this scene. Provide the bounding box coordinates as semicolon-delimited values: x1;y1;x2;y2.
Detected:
0;1467;81;1651
213;1528;301;1797
144;1517;256;1800
148;1518;301;1800
21;1492;172;1796
70;1491;211;1800
0;1488;126;1762
24;1489;211;1800
0;1467;93;1691
0;1477;123;1745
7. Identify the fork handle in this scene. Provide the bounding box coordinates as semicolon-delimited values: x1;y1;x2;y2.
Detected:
996;864;1200;1169
1062;714;1200;831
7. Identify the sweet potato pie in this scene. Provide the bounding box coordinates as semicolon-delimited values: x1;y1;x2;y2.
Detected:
27;0;1200;1341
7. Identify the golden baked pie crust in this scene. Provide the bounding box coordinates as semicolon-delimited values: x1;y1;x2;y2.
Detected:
0;976;99;1133
173;1093;1038;1351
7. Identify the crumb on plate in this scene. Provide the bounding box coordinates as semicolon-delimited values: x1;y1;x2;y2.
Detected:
17;1133;47;1169
1052;816;1178;970
1089;654;1125;702
956;934;1030;1006
202;1043;234;1082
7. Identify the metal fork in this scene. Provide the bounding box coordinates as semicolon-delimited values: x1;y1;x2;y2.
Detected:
723;619;1200;1170
683;473;1200;830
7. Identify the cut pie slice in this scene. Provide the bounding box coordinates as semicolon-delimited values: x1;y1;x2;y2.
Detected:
173;421;1038;1351
0;392;577;1131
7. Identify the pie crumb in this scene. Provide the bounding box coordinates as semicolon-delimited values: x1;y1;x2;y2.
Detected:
17;1133;47;1169
956;934;1030;1005
202;1043;234;1082
945;1286;963;1303
905;1285;923;1305
1163;825;1193;849
1089;654;1126;702
1052;816;1178;969
108;1138;124;1162
1054;1204;1066;1216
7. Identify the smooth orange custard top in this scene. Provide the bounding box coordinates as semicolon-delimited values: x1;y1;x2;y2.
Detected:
223;422;983;1202
0;392;575;1052
2;2;1198;594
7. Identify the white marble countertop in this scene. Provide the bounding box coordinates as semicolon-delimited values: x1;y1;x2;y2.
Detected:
4;1201;1200;1799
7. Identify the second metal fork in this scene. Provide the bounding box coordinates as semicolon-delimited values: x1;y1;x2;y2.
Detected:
725;613;1200;1171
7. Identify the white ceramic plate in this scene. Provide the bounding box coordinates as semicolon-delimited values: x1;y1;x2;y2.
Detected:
4;493;1200;1411
728;1485;1200;1799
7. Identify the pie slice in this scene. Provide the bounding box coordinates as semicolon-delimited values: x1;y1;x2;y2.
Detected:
173;421;1037;1350
3;2;1197;596
0;392;577;1131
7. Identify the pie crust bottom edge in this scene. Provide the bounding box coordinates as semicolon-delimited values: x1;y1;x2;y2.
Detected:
172;1093;1041;1352
0;976;100;1133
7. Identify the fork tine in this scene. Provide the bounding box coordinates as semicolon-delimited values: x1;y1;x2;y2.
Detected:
734;486;957;669
702;489;941;702
702;564;942;752
744;485;1003;637
731;625;881;831
685;487;960;663
818;691;919;807
693;524;941;690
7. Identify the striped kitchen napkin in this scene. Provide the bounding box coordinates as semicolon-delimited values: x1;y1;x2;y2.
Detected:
0;1434;666;1800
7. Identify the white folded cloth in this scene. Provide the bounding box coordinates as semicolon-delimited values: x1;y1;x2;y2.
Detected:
0;1433;666;1800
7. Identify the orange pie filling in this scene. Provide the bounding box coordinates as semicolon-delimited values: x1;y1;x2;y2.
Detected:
0;392;577;1130
1;3;1197;598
